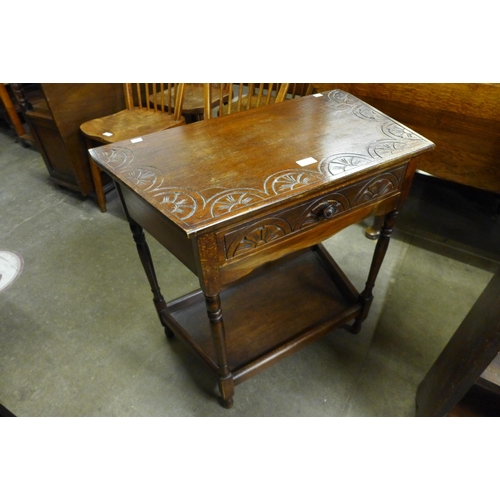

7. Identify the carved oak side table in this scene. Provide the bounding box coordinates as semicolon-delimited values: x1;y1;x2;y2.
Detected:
90;90;434;408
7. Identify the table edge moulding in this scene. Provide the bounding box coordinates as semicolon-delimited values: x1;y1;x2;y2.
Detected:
90;90;435;408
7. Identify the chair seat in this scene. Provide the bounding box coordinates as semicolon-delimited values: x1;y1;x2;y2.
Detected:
80;107;185;143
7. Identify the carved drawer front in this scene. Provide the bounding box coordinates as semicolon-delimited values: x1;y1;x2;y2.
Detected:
222;164;408;260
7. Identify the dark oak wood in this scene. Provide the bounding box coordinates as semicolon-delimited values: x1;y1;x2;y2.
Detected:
166;247;360;383
312;84;500;193
447;384;500;417
312;84;500;238
416;268;500;417
23;84;125;198
91;91;434;408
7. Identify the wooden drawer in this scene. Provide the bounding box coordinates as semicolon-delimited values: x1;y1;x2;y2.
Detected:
220;163;408;262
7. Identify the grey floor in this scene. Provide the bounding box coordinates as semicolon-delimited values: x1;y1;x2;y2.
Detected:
1;122;499;417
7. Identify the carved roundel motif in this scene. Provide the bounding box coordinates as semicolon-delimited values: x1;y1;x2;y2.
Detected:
354;176;397;205
267;171;324;194
93;147;134;169
225;217;292;258
353;104;386;121
327;91;385;123
319;153;373;178
367;139;410;159
209;190;268;218
326;89;359;107
124;167;162;190
109;162;201;221
155;190;199;220
382;121;422;141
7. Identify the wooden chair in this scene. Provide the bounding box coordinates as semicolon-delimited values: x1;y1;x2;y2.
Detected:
204;84;290;118
9;84;45;147
80;83;186;212
0;83;34;146
149;83;231;122
286;83;314;99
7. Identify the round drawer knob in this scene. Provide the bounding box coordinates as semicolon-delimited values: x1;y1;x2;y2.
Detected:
320;202;338;219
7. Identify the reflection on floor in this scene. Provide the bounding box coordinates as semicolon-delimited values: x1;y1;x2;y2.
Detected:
0;250;24;292
1;122;499;417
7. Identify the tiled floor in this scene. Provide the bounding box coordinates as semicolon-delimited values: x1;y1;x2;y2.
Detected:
1;120;499;417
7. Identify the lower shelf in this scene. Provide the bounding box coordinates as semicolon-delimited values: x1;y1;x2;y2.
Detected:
477;353;500;395
164;246;361;383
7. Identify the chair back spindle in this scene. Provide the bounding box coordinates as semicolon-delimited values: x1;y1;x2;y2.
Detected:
204;83;290;120
123;84;184;118
81;83;186;212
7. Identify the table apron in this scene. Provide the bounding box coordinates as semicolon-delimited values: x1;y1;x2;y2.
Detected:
118;181;198;274
218;192;400;285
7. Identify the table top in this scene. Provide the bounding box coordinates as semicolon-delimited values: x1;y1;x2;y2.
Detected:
90;90;434;236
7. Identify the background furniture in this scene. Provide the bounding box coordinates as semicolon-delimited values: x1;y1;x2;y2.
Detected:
216;83;289;116
287;83;314;99
81;84;186;145
0;83;45;147
204;83;313;118
312;84;500;193
90;91;433;408
152;84;314;122
150;83;230;123
80;83;186;212
9;83;45;147
0;84;30;144
22;83;125;200
313;84;500;237
416;268;500;416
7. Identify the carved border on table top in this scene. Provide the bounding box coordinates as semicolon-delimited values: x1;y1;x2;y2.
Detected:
93;147;134;169
327;89;424;143
91;91;425;225
223;166;406;259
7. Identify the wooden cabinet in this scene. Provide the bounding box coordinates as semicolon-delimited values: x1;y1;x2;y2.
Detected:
23;84;125;198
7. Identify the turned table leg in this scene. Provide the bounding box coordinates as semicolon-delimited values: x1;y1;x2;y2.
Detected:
128;219;174;339
205;294;234;408
365;214;384;239
352;210;399;334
